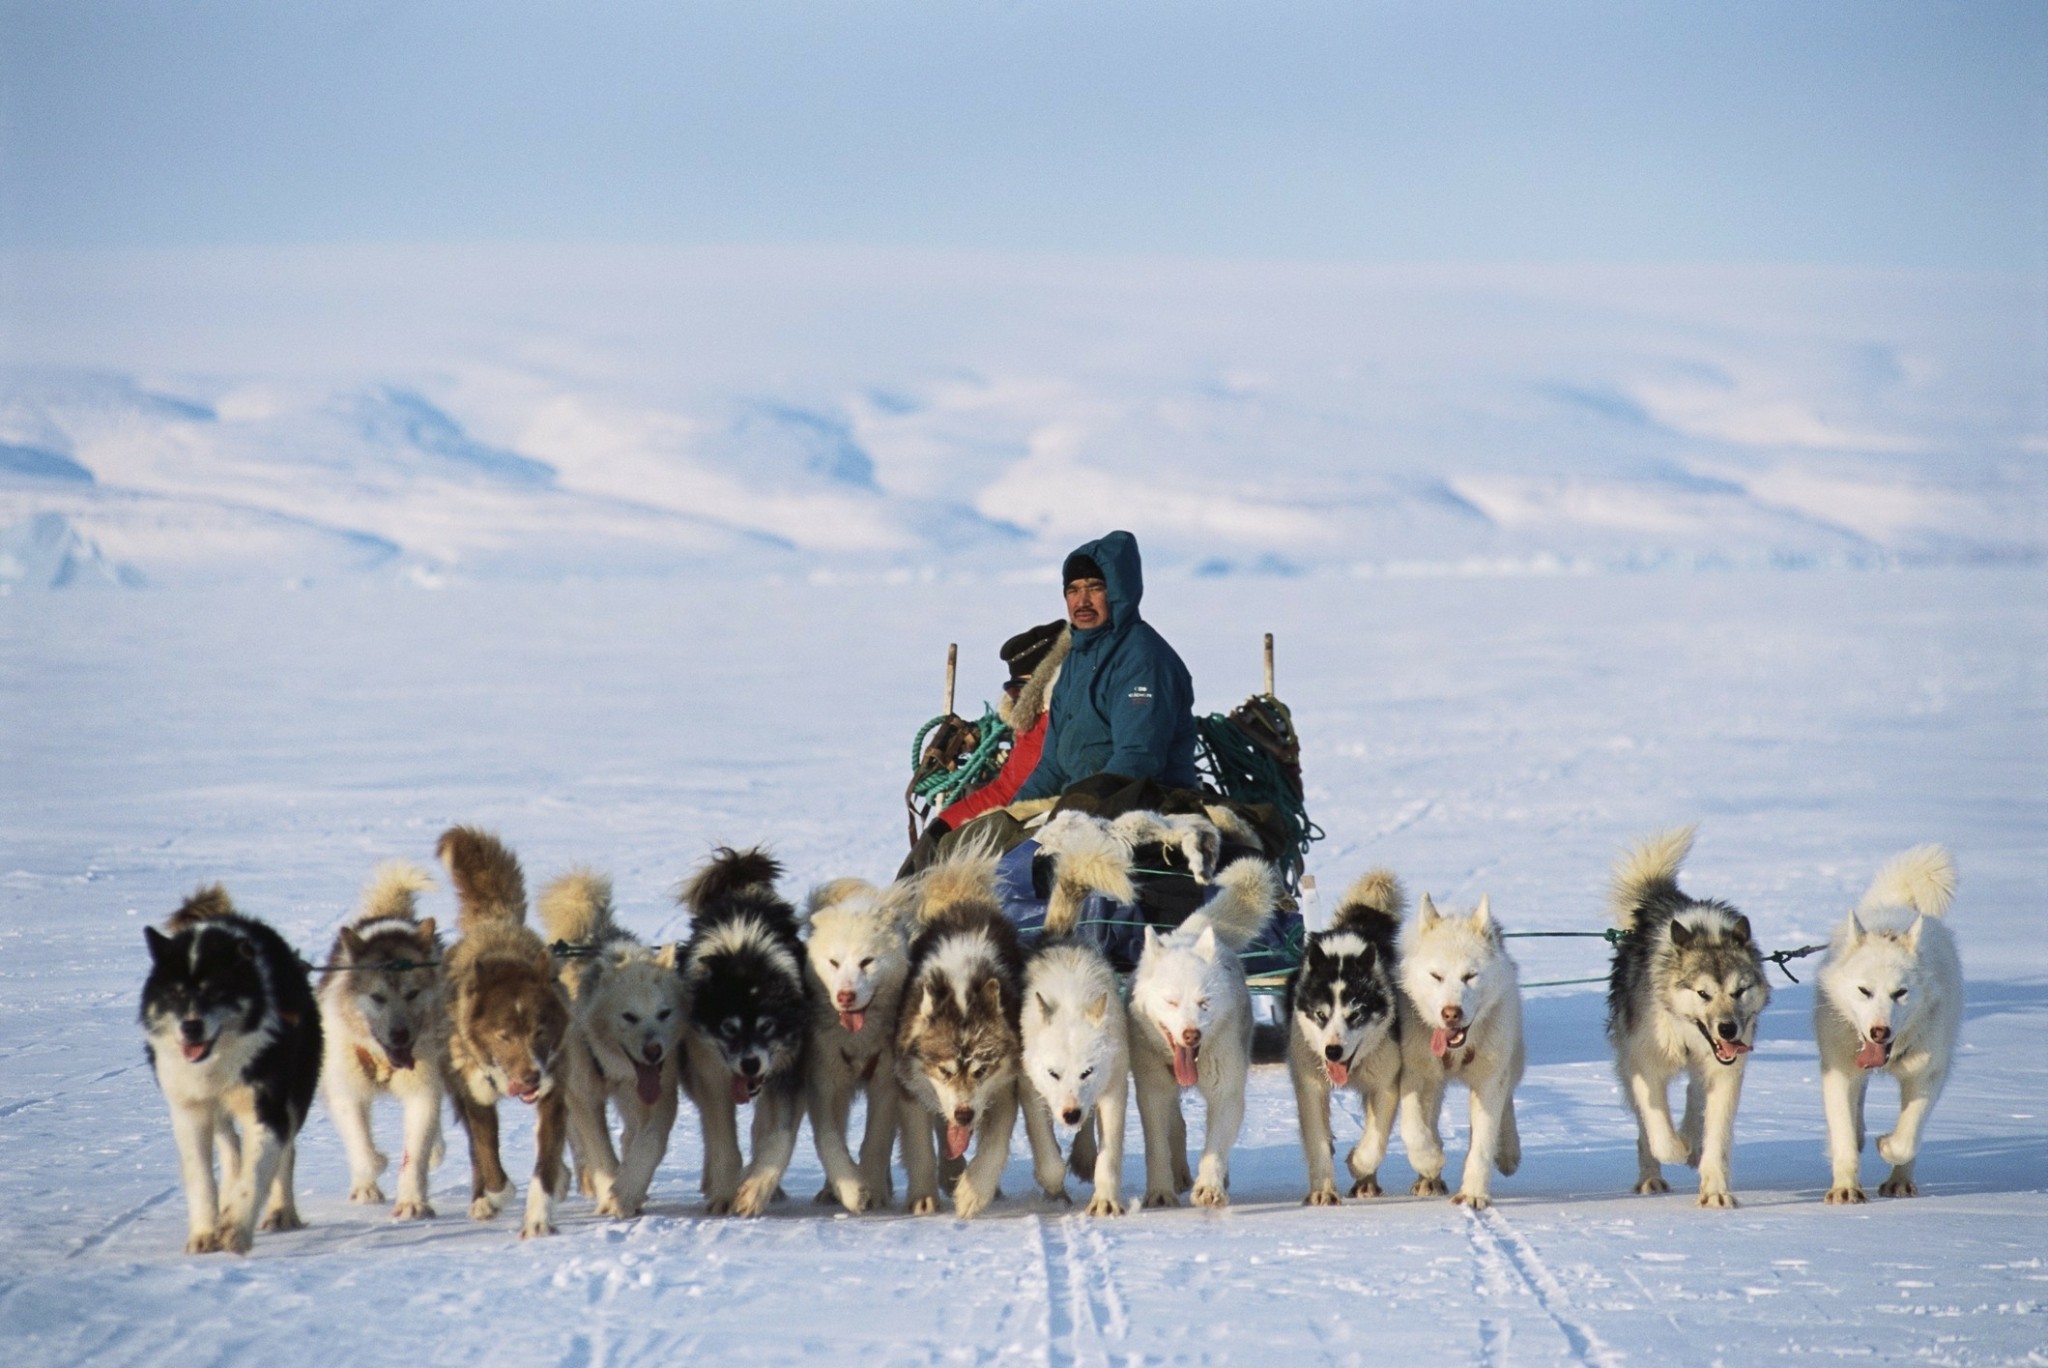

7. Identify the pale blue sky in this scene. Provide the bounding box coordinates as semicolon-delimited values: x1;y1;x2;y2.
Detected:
2;1;2042;268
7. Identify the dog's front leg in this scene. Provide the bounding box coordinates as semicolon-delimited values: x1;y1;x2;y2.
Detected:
1191;1075;1244;1208
1349;1074;1399;1199
953;1082;1017;1219
1877;1059;1945;1196
1020;1087;1069;1204
217;1109;285;1255
856;1073;899;1209
259;1132;305;1232
1625;1064;1688;1170
734;1080;801;1216
1693;1061;1745;1208
1290;1055;1341;1205
610;1082;677;1217
391;1076;441;1220
329;1081;387;1204
808;1063;866;1211
521;1090;567;1238
1398;1071;1450;1196
1085;1074;1127;1216
1453;1077;1509;1208
900;1086;941;1214
693;1075;744;1215
454;1090;512;1220
1820;1063;1869;1203
1679;1069;1706;1167
169;1099;223;1253
1131;1044;1184;1208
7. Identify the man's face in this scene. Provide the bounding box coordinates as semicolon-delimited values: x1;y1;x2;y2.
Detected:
1065;577;1109;630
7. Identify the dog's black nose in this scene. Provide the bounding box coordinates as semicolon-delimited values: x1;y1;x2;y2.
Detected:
180;1019;206;1043
1324;1044;1345;1062
1869;1024;1890;1043
740;1055;762;1077
1061;1107;1082;1126
953;1105;975;1126
1717;1021;1738;1040
642;1041;664;1064
389;1026;411;1048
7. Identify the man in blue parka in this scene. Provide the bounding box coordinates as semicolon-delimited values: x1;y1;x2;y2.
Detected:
1014;530;1199;801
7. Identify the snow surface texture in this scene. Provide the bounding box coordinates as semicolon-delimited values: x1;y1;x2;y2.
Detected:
1;247;2042;589
2;569;2043;1364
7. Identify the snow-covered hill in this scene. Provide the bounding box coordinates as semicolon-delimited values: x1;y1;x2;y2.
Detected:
4;247;2039;588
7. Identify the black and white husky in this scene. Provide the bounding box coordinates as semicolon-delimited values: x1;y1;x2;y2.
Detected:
318;861;447;1221
677;848;813;1217
1815;844;1961;1204
1605;825;1771;1208
141;886;323;1254
1285;869;1405;1205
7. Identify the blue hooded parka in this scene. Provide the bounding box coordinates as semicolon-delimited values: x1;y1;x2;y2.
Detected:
1014;531;1199;801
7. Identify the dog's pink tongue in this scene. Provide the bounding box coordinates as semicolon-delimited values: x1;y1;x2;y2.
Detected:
838;1009;865;1034
1430;1027;1451;1058
1856;1038;1889;1070
730;1074;752;1106
181;1041;209;1063
1172;1041;1199;1087
945;1122;973;1160
387;1044;416;1071
1326;1060;1350;1087
634;1061;661;1105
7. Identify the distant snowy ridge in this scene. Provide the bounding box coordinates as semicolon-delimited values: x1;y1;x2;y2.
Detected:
1;247;2038;588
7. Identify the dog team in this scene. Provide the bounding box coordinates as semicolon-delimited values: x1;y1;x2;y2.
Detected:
138;818;1963;1254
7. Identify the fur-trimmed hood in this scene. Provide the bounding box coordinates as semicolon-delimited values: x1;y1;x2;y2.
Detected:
998;624;1069;732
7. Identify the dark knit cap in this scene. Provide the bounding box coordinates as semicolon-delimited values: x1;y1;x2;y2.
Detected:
1000;620;1065;681
1062;552;1105;586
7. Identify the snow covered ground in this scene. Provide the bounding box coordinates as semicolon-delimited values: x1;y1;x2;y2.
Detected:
3;566;2044;1364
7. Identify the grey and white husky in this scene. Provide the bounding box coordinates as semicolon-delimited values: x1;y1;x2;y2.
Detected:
1396;891;1525;1208
801;876;913;1212
318;861;447;1221
1604;825;1771;1208
1127;857;1280;1208
1286;869;1405;1205
1815;844;1961;1204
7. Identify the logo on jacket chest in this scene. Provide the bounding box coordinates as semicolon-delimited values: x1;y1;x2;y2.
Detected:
1126;685;1153;705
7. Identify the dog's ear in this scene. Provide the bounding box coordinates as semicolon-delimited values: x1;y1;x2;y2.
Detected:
979;977;1005;1012
1142;925;1162;956
1670;919;1695;948
339;926;367;962
1194;926;1218;964
144;925;172;963
1904;913;1926;951
1845;911;1866;945
915;980;938;1020
655;942;681;971
1355;940;1376;970
1729;915;1752;945
1471;895;1493;931
1035;991;1056;1022
417;916;437;945
1418;894;1441;925
1085;992;1109;1024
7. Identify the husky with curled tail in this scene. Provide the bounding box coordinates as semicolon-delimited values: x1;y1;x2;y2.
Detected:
894;843;1027;1218
1604;825;1770;1208
801;876;914;1213
1127;857;1280;1208
1397;890;1525;1208
1287;869;1405;1205
319;861;447;1221
1815;844;1961;1204
539;868;685;1219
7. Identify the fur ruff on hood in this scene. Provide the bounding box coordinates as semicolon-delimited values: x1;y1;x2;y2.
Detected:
998;625;1069;733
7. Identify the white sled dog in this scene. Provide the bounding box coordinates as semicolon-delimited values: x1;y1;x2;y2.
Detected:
895;843;1028;1218
1127;857;1280;1208
1397;891;1525;1208
318;862;447;1221
1286;869;1405;1205
801;876;913;1212
1603;825;1771;1208
1815;844;1961;1204
539;868;685;1218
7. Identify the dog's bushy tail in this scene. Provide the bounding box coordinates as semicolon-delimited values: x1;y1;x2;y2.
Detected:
680;846;783;914
1607;824;1696;930
916;839;1003;927
1859;844;1956;920
1188;857;1280;951
1332;868;1405;937
354;860;435;925
539;868;616;946
1039;814;1138;936
166;884;238;931
437;826;528;930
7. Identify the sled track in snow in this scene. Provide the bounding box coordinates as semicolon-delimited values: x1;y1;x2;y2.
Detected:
68;1184;179;1260
1464;1206;1624;1368
1030;1213;1129;1365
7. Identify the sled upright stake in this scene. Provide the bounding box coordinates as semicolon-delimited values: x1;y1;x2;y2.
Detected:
944;642;958;718
1263;632;1276;698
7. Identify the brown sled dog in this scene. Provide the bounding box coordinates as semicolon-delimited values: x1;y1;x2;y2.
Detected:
438;826;602;1238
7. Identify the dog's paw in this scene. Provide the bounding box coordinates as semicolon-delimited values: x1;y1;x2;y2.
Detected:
1696;1188;1738;1210
1410;1175;1449;1198
1634;1176;1670;1195
1879;1174;1919;1199
213;1222;254;1256
1451;1190;1491;1210
732;1178;777;1218
1824;1184;1867;1205
1303;1185;1343;1207
704;1195;738;1217
1350;1176;1384;1199
391;1199;436;1220
1191;1180;1229;1208
577;1168;597;1199
519;1216;558;1239
952;1185;992;1220
1084;1191;1126;1218
1875;1132;1915;1167
348;1181;386;1204
184;1229;223;1255
908;1194;940;1216
1142;1188;1181;1209
833;1180;872;1213
258;1207;304;1233
468;1185;510;1222
595;1193;628;1219
813;1185;838;1206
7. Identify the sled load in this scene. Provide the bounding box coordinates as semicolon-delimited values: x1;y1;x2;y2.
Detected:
903;633;1320;1000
